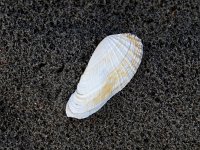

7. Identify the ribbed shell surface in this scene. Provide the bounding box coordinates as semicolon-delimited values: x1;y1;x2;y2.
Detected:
66;33;143;119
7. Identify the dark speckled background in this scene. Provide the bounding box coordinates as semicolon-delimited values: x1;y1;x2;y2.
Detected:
0;0;200;149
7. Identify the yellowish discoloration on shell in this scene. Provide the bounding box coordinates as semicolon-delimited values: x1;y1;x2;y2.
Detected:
126;34;142;50
92;66;127;105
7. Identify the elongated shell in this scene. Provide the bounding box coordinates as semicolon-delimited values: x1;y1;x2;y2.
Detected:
66;33;143;119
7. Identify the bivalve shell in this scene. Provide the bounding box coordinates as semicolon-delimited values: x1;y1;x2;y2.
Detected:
66;33;143;119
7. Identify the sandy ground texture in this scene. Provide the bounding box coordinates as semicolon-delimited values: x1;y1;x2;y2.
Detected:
0;0;200;149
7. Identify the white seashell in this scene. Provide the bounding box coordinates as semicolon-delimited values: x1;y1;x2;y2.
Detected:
66;33;143;119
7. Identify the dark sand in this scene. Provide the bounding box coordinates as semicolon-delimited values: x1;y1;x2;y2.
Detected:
0;0;200;149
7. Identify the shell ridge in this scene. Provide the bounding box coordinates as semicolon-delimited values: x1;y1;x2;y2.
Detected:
107;37;131;87
106;38;124;81
107;46;121;90
109;36;135;79
108;35;130;57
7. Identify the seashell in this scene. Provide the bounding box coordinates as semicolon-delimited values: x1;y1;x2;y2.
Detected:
66;33;143;119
